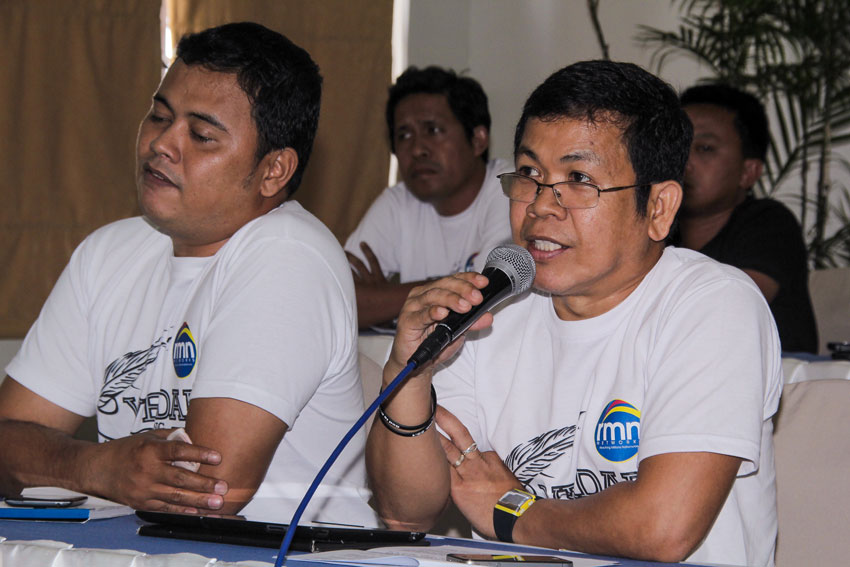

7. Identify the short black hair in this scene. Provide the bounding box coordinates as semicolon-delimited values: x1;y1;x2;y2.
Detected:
514;60;693;216
177;22;322;196
386;66;491;162
680;83;769;161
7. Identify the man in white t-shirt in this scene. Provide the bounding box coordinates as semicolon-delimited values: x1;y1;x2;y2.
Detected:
345;66;511;329
0;22;376;525
367;61;781;566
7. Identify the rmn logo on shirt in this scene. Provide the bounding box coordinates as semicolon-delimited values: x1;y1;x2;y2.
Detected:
595;399;640;462
173;322;197;378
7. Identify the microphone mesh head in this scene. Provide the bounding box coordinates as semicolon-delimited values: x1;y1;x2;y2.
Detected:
485;244;536;295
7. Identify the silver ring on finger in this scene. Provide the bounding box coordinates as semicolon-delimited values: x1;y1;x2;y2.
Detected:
453;453;466;468
461;442;478;456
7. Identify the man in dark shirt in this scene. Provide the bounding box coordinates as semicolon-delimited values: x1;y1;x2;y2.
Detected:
676;83;817;353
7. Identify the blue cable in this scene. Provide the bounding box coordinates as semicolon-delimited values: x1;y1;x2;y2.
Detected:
274;360;418;567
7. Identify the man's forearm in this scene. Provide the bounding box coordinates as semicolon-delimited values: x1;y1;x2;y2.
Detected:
512;480;692;561
366;377;450;530
366;426;451;530
0;420;92;496
510;452;740;563
355;282;423;329
0;418;229;511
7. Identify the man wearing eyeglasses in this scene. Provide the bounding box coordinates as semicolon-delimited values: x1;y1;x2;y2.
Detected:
368;61;780;567
345;66;512;329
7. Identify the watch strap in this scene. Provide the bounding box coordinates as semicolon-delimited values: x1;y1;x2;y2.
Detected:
493;489;536;543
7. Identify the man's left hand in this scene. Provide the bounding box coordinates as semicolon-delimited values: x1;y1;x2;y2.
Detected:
436;405;522;539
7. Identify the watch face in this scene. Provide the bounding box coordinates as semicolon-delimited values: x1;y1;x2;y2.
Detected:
500;490;532;512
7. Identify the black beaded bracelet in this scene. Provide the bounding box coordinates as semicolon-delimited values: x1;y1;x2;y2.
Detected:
378;385;437;437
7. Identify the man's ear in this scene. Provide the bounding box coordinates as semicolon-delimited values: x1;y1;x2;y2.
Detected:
646;180;682;242
260;148;299;200
470;125;489;158
739;158;764;190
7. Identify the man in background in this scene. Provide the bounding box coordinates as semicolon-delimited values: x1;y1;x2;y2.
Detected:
0;22;375;524
675;83;818;353
345;66;511;329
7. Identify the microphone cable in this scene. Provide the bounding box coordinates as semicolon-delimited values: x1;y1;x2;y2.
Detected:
274;359;417;566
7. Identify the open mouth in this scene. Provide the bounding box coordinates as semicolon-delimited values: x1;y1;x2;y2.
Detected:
531;239;565;252
143;163;177;187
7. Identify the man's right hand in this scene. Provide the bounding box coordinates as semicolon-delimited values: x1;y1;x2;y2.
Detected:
385;271;491;379
347;241;424;329
347;242;387;284
0;378;228;514
82;429;227;513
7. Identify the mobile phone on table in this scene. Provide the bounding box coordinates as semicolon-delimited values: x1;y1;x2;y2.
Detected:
4;495;88;508
446;554;573;567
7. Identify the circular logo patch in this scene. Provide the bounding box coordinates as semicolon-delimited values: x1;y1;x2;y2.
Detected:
595;399;640;462
172;323;197;378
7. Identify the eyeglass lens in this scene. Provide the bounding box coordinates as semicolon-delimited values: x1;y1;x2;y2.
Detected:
500;175;598;209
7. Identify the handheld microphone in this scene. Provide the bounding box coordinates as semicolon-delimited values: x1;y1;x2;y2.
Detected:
407;244;536;368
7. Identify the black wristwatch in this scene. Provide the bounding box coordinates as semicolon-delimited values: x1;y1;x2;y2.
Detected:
493;488;536;542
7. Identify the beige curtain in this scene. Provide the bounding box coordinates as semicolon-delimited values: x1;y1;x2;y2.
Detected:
168;0;393;242
0;0;162;337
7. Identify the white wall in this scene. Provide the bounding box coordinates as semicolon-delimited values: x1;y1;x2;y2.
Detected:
408;0;709;162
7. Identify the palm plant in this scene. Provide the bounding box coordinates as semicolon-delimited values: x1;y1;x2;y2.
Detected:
637;0;850;267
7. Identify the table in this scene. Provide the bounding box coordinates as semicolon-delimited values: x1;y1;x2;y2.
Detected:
0;514;720;567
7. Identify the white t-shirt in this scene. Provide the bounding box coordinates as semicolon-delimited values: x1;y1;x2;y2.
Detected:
345;159;512;280
435;247;782;567
7;202;378;525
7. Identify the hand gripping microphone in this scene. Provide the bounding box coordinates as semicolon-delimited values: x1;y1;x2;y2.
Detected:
407;244;536;368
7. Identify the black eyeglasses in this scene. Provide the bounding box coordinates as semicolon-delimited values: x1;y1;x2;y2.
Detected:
497;172;650;210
